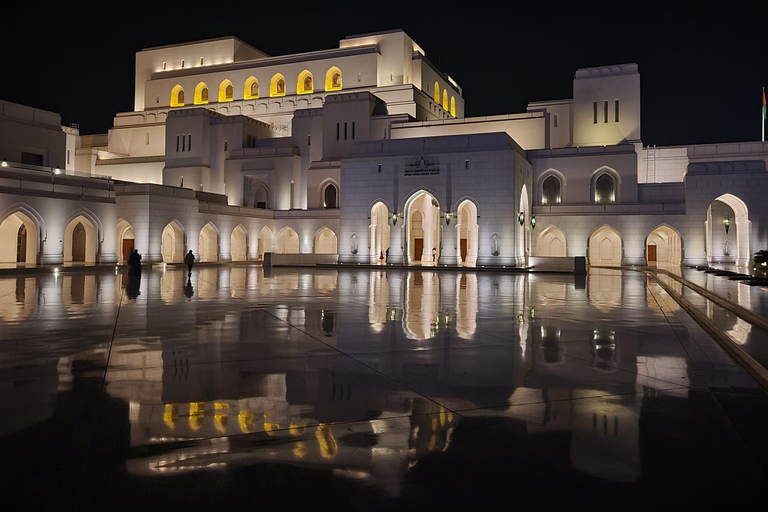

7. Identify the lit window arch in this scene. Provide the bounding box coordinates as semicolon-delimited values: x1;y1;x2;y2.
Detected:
297;70;313;94
170;85;185;107
594;173;616;204
442;90;448;111
450;96;456;117
194;82;209;105
270;73;286;97
322;182;338;209
244;76;259;99
434;82;440;103
325;67;342;91
542;175;562;205
218;79;234;102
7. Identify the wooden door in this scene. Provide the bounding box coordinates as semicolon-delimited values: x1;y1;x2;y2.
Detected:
123;239;135;263
648;245;657;263
460;239;468;262
414;238;424;264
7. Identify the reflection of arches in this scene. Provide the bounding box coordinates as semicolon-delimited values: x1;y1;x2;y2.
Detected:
116;220;135;264
537;226;567;257
406;190;440;265
218;79;234;102
161;220;185;263
646;224;682;266
258;226;273;259
588;268;623;311
170;84;185;107
404;272;440;340
297;70;313;94
194;82;209;104
706;193;750;267
270;73;286;97
198;223;219;262
368;271;389;332
64;215;98;263
277;227;299;254
0;210;38;264
244;76;259;99
325;67;342;91
231;225;248;261
589;225;622;267
455;273;478;339
456;199;478;266
313;227;337;254
370;201;390;264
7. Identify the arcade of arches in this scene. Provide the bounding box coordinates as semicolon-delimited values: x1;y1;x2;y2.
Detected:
646;226;682;266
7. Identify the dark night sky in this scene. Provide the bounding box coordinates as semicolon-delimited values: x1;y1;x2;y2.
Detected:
2;2;765;147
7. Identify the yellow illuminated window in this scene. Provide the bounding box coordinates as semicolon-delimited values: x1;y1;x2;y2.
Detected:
442;90;448;111
434;82;440;102
270;73;286;97
219;79;234;102
170;85;185;107
244;76;259;99
325;67;342;91
297;70;313;94
194;82;208;105
450;96;456;117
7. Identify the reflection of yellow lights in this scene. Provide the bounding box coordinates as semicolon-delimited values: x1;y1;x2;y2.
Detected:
315;424;337;459
431;417;438;431
293;441;308;459
289;423;306;435
439;408;446;426
189;402;205;431
428;435;437;451
264;422;280;435
163;403;178;429
238;411;255;433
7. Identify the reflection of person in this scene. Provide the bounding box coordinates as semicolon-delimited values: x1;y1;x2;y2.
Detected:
432;247;436;263
184;277;194;299
185;250;195;276
126;273;141;299
385;247;389;263
128;249;142;275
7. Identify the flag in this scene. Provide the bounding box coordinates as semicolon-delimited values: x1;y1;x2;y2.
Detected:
763;87;766;121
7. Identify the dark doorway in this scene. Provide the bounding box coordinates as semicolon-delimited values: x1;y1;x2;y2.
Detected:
460;239;468;263
414;238;424;264
73;222;86;262
17;225;27;263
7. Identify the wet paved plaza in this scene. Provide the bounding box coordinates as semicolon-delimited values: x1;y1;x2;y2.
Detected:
1;266;767;509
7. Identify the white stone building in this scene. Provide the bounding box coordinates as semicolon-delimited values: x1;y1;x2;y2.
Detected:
1;30;766;268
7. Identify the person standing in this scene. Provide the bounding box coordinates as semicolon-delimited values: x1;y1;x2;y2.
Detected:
432;247;437;264
379;251;385;265
185;250;195;276
385;247;389;263
128;249;142;276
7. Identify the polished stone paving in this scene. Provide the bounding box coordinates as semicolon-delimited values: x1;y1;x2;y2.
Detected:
1;266;767;509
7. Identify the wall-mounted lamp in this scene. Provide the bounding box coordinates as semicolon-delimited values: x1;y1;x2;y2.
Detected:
530;215;536;230
444;211;453;226
1;160;8;167
724;218;730;234
391;212;402;226
518;211;525;226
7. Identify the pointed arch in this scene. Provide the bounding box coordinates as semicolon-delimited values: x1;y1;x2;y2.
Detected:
297;70;313;94
405;189;441;265
257;226;273;260
369;201;390;264
63;210;102;263
161;220;185;263
325;66;342;91
589;225;623;267
456;199;479;266
0;204;42;264
706;193;750;267
518;184;531;263
277;226;300;254
646;224;682;266
450;96;456;117
536;225;567;257
194;82;209;104
231;224;248;261
313;227;338;254
538;169;567;205
319;178;339;209
199;222;219;262
270;73;286;97
591;166;621;204
434;82;440;103
442;89;448;111
116;219;136;264
218;79;234;102
170;84;185;107
244;76;259;99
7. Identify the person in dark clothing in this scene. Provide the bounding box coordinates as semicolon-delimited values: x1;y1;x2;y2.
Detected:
385;247;389;263
185;250;195;276
127;249;142;275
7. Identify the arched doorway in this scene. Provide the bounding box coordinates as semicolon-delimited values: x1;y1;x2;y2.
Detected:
314;227;338;254
706;194;750;267
455;200;478;266
199;223;219;262
537;226;567;257
646;225;682;266
231;225;248;261
277;227;299;254
589;225;622;267
258;226;273;259
0;211;37;264
64;215;97;263
161;221;185;263
406;191;440;265
369;202;390;264
518;184;531;265
117;221;135;264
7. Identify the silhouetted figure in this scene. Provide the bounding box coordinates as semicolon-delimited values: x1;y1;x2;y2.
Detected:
432;247;437;264
125;273;141;299
128;249;142;275
184;277;194;299
185;249;195;276
385;247;389;263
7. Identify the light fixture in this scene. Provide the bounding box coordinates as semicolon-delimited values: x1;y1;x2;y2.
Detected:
1;160;8;167
444;212;453;226
391;212;401;226
724;218;730;234
518;212;525;226
530;215;536;230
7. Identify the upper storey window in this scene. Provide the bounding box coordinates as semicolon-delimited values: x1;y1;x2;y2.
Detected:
270;73;286;97
170;85;185;107
594;173;616;204
323;183;338;209
434;82;440;103
219;80;234;102
442;90;448;111
244;76;259;99
194;82;209;105
297;70;313;94
542;175;561;205
450;96;456;117
325;67;342;91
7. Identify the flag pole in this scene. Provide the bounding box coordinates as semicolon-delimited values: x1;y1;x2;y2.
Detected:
763;87;766;142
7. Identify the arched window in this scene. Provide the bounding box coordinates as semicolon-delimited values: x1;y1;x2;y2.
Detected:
542;175;561;205
244;76;259;99
270;73;286;97
450;96;456;117
16;224;27;263
442;90;448;111
170;85;185;107
434;82;440;103
297;70;313;94
194;82;209;104
323;183;338;209
594;173;616;204
219;80;234;102
325;67;342;91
